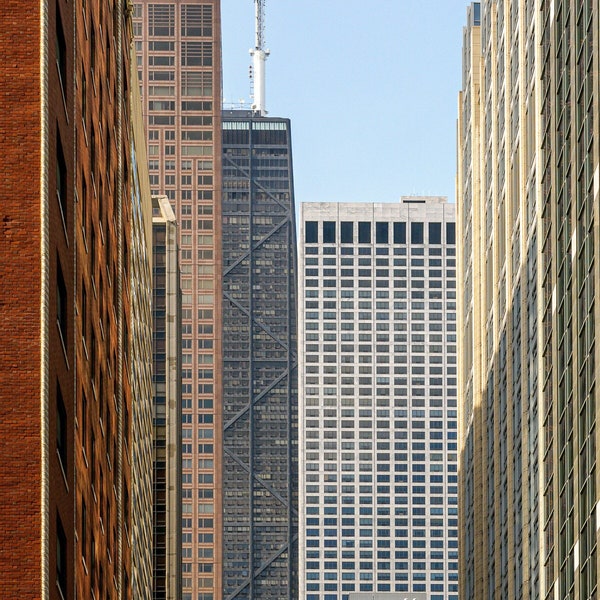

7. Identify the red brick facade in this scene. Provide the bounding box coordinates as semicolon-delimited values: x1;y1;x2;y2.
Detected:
0;1;139;598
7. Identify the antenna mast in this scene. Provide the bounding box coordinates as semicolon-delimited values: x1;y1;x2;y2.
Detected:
250;0;269;115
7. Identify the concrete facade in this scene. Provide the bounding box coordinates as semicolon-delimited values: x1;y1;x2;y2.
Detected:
299;200;458;600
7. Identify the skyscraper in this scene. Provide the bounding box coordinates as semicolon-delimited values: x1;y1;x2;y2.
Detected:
0;1;153;598
299;199;459;600
133;3;223;599
221;109;298;599
458;2;598;598
152;194;183;600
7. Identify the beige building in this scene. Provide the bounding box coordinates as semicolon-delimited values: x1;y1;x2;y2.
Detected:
153;194;182;600
130;57;155;600
133;3;223;599
458;1;599;599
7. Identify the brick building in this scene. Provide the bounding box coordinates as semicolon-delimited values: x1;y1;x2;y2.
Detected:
0;1;153;599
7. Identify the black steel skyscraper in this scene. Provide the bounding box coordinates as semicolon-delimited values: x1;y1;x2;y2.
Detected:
221;110;298;599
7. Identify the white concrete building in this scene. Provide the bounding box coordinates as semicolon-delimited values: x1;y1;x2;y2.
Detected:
299;199;458;600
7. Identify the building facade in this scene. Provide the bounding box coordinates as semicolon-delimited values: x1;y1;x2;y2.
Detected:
299;199;459;600
152;194;183;600
130;66;156;600
133;3;223;599
221;110;299;600
0;1;152;599
458;1;599;599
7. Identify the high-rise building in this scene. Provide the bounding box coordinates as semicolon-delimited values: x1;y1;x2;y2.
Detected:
0;1;153;599
298;199;459;600
152;194;182;600
458;2;599;599
130;61;156;600
133;3;223;599
221;109;298;600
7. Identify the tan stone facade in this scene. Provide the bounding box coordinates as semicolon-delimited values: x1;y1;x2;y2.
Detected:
459;2;600;599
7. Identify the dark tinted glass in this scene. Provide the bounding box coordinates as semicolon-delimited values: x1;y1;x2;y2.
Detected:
323;221;336;243
376;222;389;244
411;222;424;244
428;222;442;244
341;221;353;243
305;221;318;243
358;222;371;244
394;222;406;244
446;222;456;245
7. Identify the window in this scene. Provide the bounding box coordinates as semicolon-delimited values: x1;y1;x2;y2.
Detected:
323;221;336;243
55;2;67;93
181;4;213;37
340;221;353;243
446;222;456;244
429;222;442;244
57;385;67;471
57;260;67;343
305;221;318;244
376;222;389;244
181;71;213;97
56;514;67;596
56;132;67;223
181;41;213;67
394;222;406;244
359;222;371;244
411;222;424;244
148;4;175;36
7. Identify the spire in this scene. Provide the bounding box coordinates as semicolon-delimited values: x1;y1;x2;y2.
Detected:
250;0;269;115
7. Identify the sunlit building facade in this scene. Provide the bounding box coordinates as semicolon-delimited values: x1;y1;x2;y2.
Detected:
458;2;599;599
0;1;153;598
133;3;223;599
299;199;459;600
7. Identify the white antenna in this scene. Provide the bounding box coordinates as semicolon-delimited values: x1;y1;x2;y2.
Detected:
250;0;269;115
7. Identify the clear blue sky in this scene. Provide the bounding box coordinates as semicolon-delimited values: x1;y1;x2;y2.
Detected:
221;1;471;205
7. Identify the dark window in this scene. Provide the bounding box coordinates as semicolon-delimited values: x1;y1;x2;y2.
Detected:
428;222;442;244
57;260;67;342
148;4;175;36
305;221;318;244
56;132;67;223
57;515;67;596
446;222;456;245
55;3;67;92
323;221;336;243
90;27;96;72
81;500;87;562
57;384;67;471
394;222;406;244
358;222;371;244
341;222;353;243
181;4;213;37
376;222;389;244
411;222;424;244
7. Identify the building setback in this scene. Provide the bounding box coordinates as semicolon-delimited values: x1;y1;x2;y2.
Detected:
152;195;182;600
299;199;459;600
458;1;599;599
133;3;224;599
0;1;153;599
221;109;299;600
